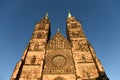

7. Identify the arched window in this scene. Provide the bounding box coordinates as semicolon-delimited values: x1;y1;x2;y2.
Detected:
37;32;42;38
39;24;45;30
30;55;36;64
82;55;86;60
71;23;77;28
34;42;39;50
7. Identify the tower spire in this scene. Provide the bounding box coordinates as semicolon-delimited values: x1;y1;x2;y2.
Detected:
68;11;72;18
57;28;60;32
45;12;48;19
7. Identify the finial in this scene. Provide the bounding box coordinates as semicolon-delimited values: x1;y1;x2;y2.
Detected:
45;12;48;19
57;28;60;32
68;10;72;18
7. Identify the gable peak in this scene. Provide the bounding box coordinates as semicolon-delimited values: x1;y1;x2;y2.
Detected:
46;31;71;50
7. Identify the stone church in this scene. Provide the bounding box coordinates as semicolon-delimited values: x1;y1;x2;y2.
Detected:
11;12;109;80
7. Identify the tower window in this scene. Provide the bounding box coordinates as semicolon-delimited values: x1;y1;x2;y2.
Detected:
34;43;39;50
30;55;36;64
82;55;86;60
71;23;77;28
39;24;45;30
37;32;42;38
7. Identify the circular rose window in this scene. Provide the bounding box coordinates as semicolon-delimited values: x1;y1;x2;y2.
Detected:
52;55;66;68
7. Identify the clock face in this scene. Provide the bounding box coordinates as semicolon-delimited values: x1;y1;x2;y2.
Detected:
52;55;67;68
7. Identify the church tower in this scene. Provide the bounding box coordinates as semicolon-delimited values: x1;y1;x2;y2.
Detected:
11;13;50;80
66;12;109;80
11;12;109;80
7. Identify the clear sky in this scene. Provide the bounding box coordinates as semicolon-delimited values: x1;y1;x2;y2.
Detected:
0;0;120;80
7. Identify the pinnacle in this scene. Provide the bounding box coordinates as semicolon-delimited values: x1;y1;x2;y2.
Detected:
68;11;72;18
45;12;48;19
57;28;60;32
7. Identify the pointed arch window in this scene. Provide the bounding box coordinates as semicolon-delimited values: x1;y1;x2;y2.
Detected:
71;23;77;28
37;32;42;38
82;55;86;60
30;55;36;64
39;24;45;30
34;42;39;50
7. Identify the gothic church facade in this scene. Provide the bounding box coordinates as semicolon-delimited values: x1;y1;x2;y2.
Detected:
11;12;109;80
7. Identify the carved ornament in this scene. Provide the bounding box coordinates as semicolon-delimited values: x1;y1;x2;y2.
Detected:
46;32;71;50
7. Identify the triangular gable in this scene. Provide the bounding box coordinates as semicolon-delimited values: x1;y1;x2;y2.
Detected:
46;31;71;50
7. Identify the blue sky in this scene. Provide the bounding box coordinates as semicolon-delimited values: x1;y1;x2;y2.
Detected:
0;0;120;80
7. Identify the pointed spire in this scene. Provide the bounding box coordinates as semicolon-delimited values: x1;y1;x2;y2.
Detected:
45;12;48;19
57;28;60;32
68;10;72;18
